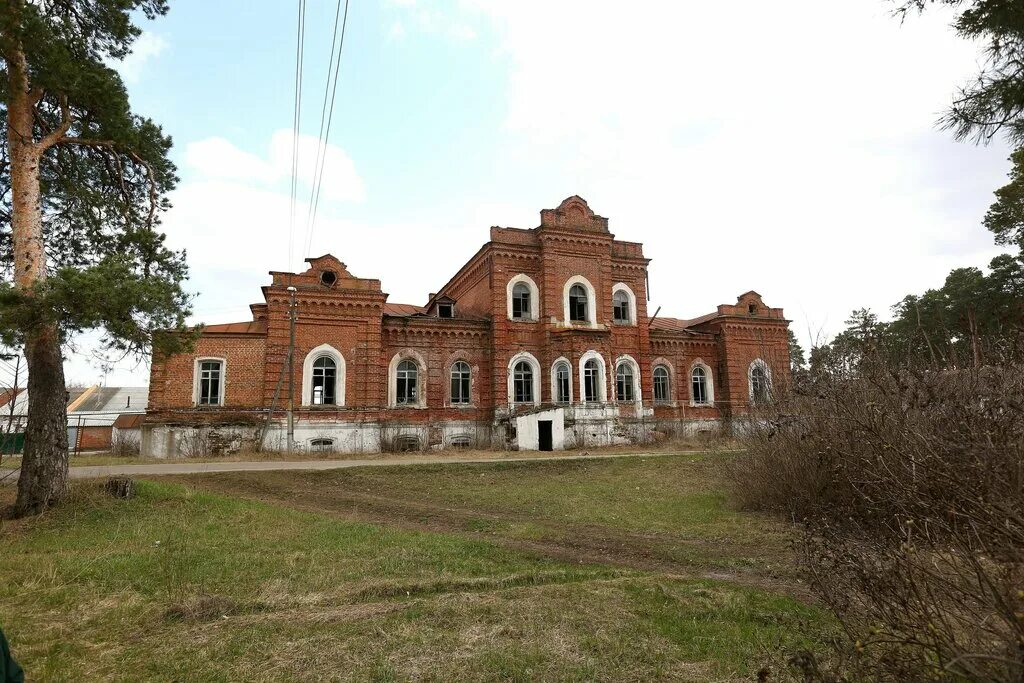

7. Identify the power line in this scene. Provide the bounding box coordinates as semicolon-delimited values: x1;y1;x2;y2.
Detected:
287;0;308;273
301;0;346;256
303;0;351;258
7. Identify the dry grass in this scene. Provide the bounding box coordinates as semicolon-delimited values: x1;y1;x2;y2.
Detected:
0;454;835;681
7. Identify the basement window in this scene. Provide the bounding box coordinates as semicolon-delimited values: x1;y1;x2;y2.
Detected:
320;270;338;287
310;438;334;451
395;435;421;452
438;302;454;318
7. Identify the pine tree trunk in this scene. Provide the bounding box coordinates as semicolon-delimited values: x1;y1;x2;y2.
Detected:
6;35;70;517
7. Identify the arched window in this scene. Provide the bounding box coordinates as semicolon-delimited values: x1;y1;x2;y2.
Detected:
612;290;630;324
450;361;471;405
611;283;637;325
554;361;571;403
615;363;634;401
583;358;600;403
511;283;532;320
311;356;337;405
302;344;346;407
513;361;534;404
653;365;670;402
569;284;588;322
396;360;419;405
750;363;770;404
507;274;539;321
691;366;708;405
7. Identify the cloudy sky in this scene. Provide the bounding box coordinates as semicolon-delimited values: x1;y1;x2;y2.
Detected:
62;0;1011;386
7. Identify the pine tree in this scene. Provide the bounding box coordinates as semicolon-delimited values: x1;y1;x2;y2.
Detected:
0;0;192;517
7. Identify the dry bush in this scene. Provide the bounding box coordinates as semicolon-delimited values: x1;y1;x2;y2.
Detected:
109;429;141;457
728;357;1024;681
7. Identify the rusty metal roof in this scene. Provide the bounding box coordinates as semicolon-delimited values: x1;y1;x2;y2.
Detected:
203;320;268;334
383;303;425;317
113;413;145;429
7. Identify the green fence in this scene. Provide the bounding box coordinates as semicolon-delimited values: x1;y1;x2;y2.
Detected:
0;432;25;454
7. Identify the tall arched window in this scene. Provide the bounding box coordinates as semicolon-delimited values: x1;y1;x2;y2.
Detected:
569;284;588;322
511;283;532;320
583;358;600;403
691;366;708;405
396;360;419;405
612;290;631;324
450;361;471;405
554;361;571;403
615;361;636;401
750;364;770;404
311;356;337;405
513;361;534;403
653;365;670;402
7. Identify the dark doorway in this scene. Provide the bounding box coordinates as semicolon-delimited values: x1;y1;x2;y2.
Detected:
538;420;553;451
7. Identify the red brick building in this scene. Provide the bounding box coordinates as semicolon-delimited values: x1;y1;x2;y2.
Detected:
143;197;790;456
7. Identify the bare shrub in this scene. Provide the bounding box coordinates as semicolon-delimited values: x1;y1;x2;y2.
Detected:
728;357;1024;681
110;429;141;457
379;423;425;454
177;429;211;458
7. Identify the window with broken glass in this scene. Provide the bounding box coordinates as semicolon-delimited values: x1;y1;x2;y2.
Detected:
311;356;337;405
450;361;471;404
511;283;532;320
612;290;631;324
569;284;588;322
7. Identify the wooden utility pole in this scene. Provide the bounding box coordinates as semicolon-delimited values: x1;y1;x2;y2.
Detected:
286;286;297;453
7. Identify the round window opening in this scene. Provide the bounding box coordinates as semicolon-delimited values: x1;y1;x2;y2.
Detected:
320;270;338;287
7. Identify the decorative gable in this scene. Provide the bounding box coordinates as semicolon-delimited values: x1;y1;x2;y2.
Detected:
539;196;610;233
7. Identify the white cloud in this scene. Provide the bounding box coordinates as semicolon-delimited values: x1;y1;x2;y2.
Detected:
183;138;277;183
465;0;1011;348
182;130;366;203
113;32;167;83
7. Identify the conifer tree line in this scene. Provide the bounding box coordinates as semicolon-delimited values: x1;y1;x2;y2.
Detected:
785;1;1024;377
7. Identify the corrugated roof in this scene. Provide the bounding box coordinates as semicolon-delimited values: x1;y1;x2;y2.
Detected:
648;311;719;332
6;387;148;423
383;303;425;317
113;413;145;429
203;320;268;334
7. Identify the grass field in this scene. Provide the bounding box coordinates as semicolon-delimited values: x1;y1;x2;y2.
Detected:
0;453;834;681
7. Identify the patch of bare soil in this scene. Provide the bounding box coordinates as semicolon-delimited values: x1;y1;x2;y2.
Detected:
166;471;807;599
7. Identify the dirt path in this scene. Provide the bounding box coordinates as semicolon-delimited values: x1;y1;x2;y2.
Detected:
0;450;680;485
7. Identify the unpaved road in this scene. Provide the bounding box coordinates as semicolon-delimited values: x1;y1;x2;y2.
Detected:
1;451;675;484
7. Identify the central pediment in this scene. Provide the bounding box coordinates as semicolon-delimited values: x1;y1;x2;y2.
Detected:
539;196;609;233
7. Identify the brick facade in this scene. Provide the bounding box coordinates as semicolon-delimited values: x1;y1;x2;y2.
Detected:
144;197;790;456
